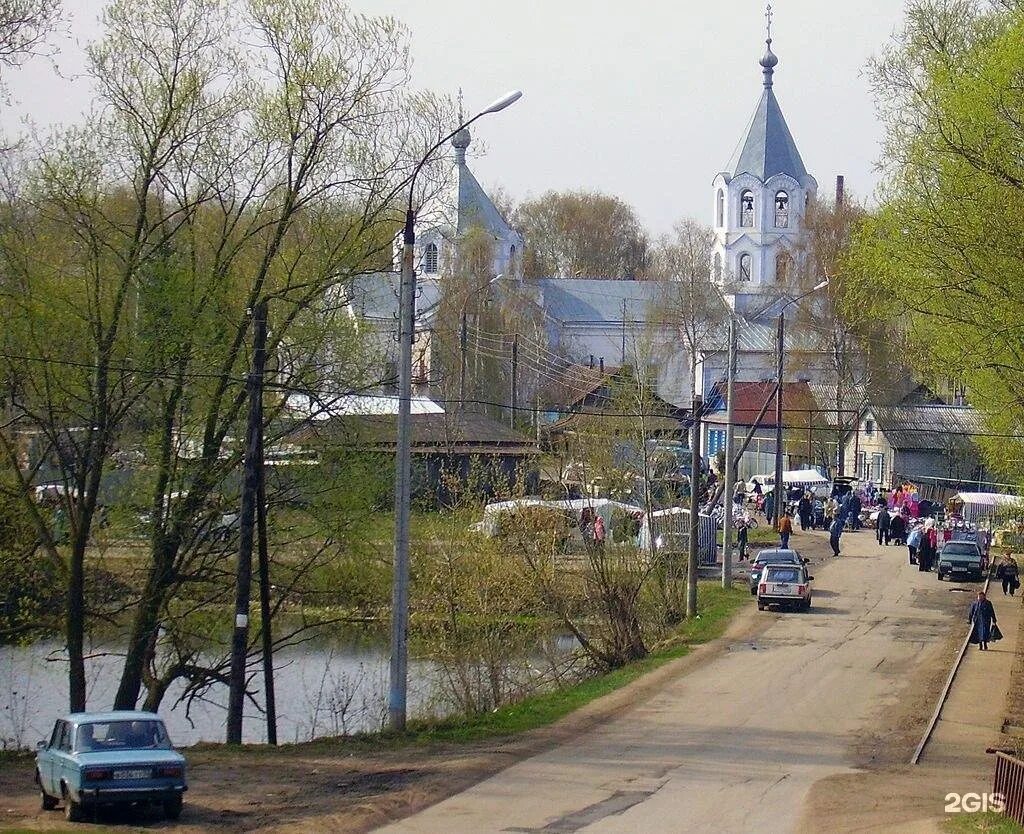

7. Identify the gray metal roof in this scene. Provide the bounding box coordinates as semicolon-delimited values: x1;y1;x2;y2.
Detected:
346;273;441;322
728;87;807;182
536;279;665;324
457;164;514;240
868;405;984;451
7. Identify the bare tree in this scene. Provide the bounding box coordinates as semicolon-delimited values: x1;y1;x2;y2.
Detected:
0;0;59;69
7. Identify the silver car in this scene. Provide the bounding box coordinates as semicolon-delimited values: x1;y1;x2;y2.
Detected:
748;548;807;594
757;563;814;611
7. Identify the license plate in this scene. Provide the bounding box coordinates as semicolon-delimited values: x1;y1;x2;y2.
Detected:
113;769;150;780
771;584;791;593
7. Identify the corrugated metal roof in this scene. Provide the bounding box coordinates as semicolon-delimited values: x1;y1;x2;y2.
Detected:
728;87;807;181
869;405;984;450
536;279;664;323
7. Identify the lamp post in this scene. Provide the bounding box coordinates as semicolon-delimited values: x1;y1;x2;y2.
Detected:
772;280;829;530
389;90;522;733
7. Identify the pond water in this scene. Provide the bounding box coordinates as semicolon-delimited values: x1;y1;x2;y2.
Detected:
0;630;578;749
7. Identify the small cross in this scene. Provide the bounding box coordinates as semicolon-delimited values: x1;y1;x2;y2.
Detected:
766;3;773;42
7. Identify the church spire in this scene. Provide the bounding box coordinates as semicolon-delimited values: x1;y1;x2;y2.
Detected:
760;3;778;89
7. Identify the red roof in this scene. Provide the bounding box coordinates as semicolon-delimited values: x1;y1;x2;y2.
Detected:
705;380;815;428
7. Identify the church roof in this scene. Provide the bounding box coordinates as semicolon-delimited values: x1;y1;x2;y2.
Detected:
726;35;807;183
453;128;518;241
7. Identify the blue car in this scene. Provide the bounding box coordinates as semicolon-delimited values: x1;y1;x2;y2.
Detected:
35;710;187;822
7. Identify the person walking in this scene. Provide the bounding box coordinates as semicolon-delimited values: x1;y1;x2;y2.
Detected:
779;510;793;549
763;489;775;525
918;521;936;572
906;523;922;565
829;515;843;557
997;554;1020;596
593;514;606;548
736;516;750;561
889;512;907;546
876;505;891;546
968;591;998;651
797;492;812;531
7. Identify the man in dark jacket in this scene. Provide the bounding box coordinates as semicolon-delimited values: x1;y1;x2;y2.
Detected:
876;506;891;546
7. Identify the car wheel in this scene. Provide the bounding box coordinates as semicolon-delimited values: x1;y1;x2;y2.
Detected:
164;795;183;820
62;786;84;822
801;599;811;612
757;602;765;611
38;773;57;811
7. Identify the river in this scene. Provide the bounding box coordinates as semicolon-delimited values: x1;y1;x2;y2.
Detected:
0;630;577;749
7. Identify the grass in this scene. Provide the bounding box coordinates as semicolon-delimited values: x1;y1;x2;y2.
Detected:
943;812;1024;833
401;582;749;744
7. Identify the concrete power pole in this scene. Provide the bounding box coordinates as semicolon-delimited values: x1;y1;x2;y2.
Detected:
773;312;785;530
687;394;702;618
227;299;268;745
721;319;738;589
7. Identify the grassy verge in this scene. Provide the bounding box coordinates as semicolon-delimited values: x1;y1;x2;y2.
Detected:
943;812;1024;833
402;582;749;744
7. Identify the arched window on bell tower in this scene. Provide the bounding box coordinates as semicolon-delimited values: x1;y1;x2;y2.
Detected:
423;242;438;274
740;190;755;228
774;191;790;228
738;253;752;281
716;189;724;228
775;251;790;283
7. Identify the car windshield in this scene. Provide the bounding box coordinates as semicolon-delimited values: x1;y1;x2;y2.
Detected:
765;567;801;583
75;720;172;752
755;552;798;564
942;543;979;557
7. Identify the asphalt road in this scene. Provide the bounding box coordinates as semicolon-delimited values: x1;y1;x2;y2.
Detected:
373;529;962;834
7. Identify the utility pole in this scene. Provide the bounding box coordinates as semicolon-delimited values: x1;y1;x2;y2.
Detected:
510;334;518;429
227;299;268;745
773;312;785;530
621;298;627;365
256;459;276;745
687;394;702;618
459;309;467;408
721;320;737;589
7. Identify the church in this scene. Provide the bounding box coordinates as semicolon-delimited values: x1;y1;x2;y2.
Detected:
346;14;852;455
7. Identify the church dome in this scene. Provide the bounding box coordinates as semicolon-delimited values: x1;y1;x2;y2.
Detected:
451;128;471;150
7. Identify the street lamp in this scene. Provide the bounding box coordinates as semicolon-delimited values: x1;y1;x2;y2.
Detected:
389;90;522;732
772;279;829;530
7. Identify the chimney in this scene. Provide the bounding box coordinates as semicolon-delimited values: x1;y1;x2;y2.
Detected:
599;357;604;373
835;175;845;210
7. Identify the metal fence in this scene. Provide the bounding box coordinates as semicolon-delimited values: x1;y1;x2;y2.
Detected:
993;751;1024;825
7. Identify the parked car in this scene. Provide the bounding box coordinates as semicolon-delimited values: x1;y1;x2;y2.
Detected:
757;563;814;611
936;540;985;582
748;548;808;594
35;711;187;822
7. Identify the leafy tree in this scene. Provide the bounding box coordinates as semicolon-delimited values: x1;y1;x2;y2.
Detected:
849;0;1024;482
514;190;649;280
0;0;59;70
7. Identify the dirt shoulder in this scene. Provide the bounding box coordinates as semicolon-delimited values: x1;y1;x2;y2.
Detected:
0;580;772;834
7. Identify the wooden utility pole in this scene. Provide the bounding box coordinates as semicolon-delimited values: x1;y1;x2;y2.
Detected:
227;300;268;745
687;394;702;618
509;334;518;429
459;310;467;407
256;466;277;745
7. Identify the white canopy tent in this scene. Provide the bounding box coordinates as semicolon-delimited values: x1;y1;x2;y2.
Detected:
954;492;1024;524
472;497;642;539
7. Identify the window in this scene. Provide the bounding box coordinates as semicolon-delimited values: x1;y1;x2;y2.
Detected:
707;429;726;456
864;419;875;437
775;252;790;283
738;253;752;281
775;190;790;228
857;451;868;481
716;189;725;227
740;190;755;227
423;242;438;273
872;452;886;485
713;252;722;282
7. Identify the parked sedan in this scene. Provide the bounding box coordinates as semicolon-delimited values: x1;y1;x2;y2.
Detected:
35;711;187;822
748;548;807;594
757;563;814;611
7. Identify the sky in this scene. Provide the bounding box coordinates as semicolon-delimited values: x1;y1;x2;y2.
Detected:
0;0;909;236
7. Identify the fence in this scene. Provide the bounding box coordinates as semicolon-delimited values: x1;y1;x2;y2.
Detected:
993;751;1024;825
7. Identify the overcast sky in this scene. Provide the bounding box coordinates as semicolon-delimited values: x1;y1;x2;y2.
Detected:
0;0;908;236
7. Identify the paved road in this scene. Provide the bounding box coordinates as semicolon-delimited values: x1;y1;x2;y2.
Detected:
374;529;962;834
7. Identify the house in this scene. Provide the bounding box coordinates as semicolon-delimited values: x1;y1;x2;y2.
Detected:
841;404;985;488
702;380;818;480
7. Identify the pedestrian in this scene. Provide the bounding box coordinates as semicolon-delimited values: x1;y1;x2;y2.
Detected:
779;509;793;549
918;519;937;571
889;512;907;546
997;554;1020;596
829;515;843;557
763;490;775;524
736;516;749;561
593;514;606;548
968;591;998;651
797;492;812;531
876;505;891;546
906;523;922;565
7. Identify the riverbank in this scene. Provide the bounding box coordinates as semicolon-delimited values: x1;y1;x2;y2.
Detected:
0;580;752;833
